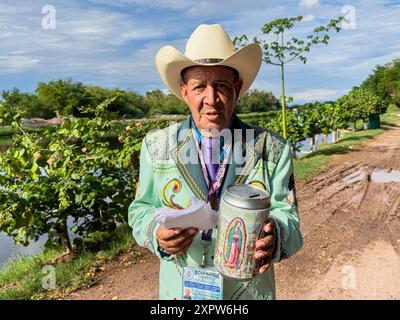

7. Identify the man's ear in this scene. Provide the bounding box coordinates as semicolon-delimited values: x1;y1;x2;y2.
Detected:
179;83;189;104
234;79;243;98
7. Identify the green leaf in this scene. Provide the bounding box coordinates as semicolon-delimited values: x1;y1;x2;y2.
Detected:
71;172;80;180
60;199;70;209
75;194;83;204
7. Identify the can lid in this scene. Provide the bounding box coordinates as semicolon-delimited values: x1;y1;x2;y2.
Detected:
223;184;270;210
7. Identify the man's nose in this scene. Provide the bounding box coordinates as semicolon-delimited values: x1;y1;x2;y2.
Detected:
204;85;218;106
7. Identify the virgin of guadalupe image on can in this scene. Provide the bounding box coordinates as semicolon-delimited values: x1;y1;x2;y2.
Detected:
214;184;270;281
223;217;246;270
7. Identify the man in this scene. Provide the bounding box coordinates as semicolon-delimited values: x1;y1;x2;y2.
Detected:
128;24;303;300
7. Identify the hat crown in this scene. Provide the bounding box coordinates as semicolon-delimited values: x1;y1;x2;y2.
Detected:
154;23;262;100
185;24;234;62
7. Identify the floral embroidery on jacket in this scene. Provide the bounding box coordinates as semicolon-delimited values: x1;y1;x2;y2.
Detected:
162;178;184;209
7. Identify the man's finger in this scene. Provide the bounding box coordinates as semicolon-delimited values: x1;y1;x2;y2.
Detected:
160;234;194;251
159;228;198;249
263;220;276;234
259;256;272;273
255;246;275;259
255;235;275;249
165;233;197;254
174;237;195;255
157;226;182;241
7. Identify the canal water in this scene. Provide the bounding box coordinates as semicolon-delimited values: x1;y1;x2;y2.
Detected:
0;233;47;268
0;217;78;268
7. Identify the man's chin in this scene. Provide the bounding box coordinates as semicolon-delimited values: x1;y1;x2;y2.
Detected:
197;115;229;135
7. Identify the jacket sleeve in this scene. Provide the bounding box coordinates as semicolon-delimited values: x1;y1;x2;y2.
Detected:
269;141;303;263
127;137;173;261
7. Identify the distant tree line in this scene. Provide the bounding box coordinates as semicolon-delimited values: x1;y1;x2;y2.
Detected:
360;58;400;107
0;78;280;119
1;57;397;121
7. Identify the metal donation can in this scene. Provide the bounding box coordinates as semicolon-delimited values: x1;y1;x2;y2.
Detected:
214;184;270;281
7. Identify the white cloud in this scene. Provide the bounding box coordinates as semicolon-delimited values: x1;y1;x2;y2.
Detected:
250;78;281;94
116;29;166;43
299;0;320;9
58;9;167;45
1;0;400;101
338;50;400;75
302;14;316;22
0;1;168;79
292;89;339;101
0;55;40;73
88;0;194;10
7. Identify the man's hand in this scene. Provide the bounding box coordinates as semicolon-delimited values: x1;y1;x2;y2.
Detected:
255;219;276;273
156;225;199;255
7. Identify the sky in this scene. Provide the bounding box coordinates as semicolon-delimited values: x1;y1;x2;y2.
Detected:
0;0;400;104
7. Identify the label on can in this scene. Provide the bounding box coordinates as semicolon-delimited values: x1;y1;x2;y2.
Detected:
214;185;269;280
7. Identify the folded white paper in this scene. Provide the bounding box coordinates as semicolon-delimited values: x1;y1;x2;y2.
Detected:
155;197;218;231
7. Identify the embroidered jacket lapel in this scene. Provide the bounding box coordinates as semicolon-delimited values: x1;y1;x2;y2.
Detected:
220;114;266;196
170;117;208;202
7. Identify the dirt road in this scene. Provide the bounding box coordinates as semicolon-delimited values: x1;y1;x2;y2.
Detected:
275;120;400;299
70;118;400;300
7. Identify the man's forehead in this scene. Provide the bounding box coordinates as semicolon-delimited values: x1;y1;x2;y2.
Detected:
185;65;237;80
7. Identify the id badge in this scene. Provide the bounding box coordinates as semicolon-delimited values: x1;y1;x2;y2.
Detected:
182;266;223;300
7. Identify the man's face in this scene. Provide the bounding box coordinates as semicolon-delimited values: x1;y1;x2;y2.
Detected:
179;66;243;134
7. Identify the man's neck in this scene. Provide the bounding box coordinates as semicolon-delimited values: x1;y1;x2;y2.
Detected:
190;115;234;140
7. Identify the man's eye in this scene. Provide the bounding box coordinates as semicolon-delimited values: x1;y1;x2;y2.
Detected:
194;85;204;90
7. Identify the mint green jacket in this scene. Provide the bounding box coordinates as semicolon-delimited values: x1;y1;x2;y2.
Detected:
128;114;303;300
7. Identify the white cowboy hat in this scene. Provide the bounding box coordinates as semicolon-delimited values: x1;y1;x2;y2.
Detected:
155;24;262;100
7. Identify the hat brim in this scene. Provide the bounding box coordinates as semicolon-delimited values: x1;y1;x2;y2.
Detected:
155;43;262;100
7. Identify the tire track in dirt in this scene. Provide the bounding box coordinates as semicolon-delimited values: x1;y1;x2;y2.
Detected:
275;119;400;300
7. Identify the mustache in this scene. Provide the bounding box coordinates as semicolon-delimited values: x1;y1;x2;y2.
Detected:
200;106;224;114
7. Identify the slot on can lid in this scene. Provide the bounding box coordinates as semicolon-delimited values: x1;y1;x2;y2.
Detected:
223;184;270;210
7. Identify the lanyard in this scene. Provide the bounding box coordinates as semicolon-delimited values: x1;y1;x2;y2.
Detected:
191;129;232;267
191;128;232;198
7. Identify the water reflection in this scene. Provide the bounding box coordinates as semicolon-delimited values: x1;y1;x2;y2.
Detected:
0;216;77;268
0;233;47;268
370;169;400;183
296;133;334;158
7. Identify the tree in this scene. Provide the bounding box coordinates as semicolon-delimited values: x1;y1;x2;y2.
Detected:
361;58;400;107
0;100;165;256
144;90;189;116
235;15;345;139
236;89;280;113
86;86;148;118
315;102;337;143
36;79;91;118
299;105;323;151
1;88;47;119
261;109;305;158
336;87;387;129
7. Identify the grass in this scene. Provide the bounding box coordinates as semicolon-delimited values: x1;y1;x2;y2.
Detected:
0;224;137;300
238;111;278;123
0;248;92;300
294;108;400;181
